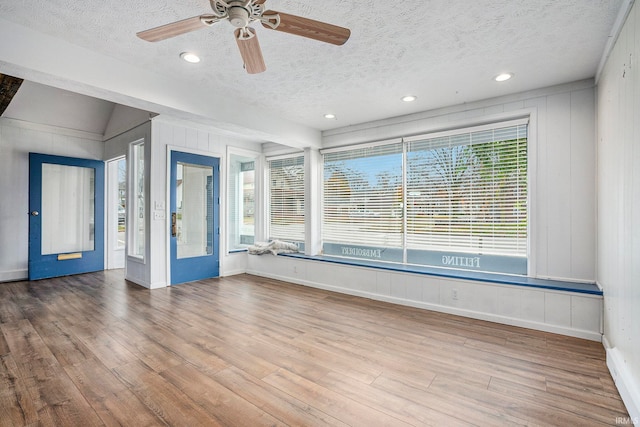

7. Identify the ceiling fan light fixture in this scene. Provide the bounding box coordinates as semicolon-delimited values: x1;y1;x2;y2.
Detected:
494;72;513;82
401;95;417;102
180;52;201;63
324;113;336;119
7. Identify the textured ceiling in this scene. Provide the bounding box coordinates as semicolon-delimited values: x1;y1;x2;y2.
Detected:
0;0;627;139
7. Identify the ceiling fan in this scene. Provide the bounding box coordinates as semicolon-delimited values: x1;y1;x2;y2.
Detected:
137;0;351;74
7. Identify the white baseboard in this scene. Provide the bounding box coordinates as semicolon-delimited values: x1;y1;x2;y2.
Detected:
149;281;168;289
0;269;28;283
124;275;159;289
604;337;640;425
246;269;603;342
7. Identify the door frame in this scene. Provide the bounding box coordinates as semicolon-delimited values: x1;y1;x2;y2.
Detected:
168;148;221;285
106;156;126;270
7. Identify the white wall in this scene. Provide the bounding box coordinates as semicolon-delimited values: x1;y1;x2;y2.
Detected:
323;79;597;283
247;80;602;341
103;122;152;287
0;118;104;282
247;255;602;341
103;104;152;142
137;117;263;288
0;112;262;286
597;1;640;421
104;121;150;160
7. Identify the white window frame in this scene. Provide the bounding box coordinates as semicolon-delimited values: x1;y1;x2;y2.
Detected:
227;148;260;252
128;139;145;260
320;117;531;275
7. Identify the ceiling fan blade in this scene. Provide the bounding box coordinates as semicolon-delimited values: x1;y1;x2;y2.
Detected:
235;28;267;74
261;10;350;45
137;15;218;42
253;0;267;4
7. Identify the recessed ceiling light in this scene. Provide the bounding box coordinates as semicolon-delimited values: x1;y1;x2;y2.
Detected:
324;113;336;119
402;95;417;102
180;52;201;63
494;72;513;82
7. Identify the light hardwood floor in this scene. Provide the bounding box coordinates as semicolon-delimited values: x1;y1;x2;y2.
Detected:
0;270;629;426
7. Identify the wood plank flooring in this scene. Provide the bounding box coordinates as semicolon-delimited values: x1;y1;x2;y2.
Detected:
0;270;629;426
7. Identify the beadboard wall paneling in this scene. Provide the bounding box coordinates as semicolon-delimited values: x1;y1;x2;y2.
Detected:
0;118;103;282
322;81;597;283
247;254;603;341
597;1;640;421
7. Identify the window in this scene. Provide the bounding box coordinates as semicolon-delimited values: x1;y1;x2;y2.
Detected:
268;155;305;248
175;161;213;259
41;163;95;254
323;143;404;262
228;153;256;250
322;120;528;275
129;140;145;259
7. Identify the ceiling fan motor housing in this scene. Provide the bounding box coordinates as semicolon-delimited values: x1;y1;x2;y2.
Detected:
228;5;251;28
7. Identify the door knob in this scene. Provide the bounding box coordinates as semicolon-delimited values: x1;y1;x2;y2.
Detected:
30;211;39;216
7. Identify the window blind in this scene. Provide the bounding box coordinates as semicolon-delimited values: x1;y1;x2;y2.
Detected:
268;155;305;243
406;124;528;257
321;121;528;274
323;143;404;261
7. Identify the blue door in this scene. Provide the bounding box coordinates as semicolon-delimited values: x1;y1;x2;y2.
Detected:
170;151;220;284
28;153;105;280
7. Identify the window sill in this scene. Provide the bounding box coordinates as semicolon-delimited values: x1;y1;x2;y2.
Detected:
228;248;248;254
279;253;602;296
